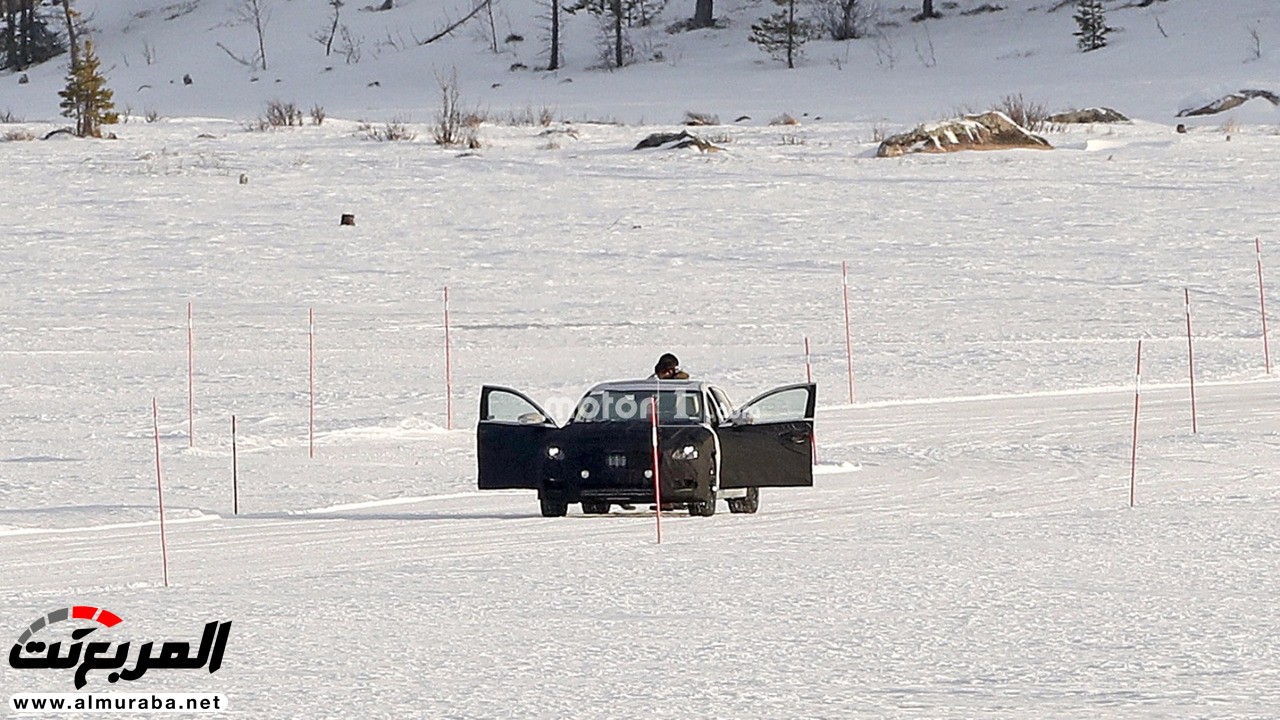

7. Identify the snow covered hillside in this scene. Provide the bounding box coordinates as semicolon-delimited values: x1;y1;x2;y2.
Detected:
3;0;1280;126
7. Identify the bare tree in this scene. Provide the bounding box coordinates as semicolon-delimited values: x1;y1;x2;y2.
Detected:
484;0;498;52
569;0;629;68
548;0;561;70
813;0;877;40
234;0;271;70
60;0;77;67
432;70;478;147
322;0;342;56
417;0;492;46
609;0;622;68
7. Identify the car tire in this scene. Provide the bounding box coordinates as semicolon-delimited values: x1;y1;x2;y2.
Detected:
687;493;716;517
539;494;569;517
727;487;759;514
581;500;610;515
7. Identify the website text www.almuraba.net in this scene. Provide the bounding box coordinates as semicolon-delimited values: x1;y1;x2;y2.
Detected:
10;693;226;713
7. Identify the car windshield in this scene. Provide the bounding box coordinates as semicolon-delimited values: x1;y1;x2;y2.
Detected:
571;389;703;424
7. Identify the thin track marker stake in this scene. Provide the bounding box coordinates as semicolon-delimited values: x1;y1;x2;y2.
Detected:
232;415;239;516
803;336;813;384
153;398;170;587
444;287;454;431
187;302;194;448
804;336;818;463
842;260;855;404
1130;340;1143;509
651;395;662;545
1258;238;1271;375
309;308;315;459
1185;288;1198;433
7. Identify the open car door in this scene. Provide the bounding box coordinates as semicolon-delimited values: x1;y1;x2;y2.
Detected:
477;385;558;490
718;383;815;489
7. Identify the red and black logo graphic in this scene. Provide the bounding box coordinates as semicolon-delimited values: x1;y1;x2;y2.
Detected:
9;606;231;689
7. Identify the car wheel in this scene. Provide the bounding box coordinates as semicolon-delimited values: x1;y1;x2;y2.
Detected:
539;494;569;517
687;493;716;517
581;500;610;515
727;487;759;514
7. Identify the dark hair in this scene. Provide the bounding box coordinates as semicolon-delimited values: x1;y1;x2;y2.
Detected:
655;353;680;374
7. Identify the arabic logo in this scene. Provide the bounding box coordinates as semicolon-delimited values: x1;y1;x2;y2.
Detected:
9;606;232;690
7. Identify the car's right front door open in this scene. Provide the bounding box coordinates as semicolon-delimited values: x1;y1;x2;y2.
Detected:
718;383;816;489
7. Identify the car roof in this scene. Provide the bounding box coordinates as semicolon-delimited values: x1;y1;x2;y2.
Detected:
584;379;710;394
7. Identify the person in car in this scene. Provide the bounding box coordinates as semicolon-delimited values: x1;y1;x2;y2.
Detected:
643;353;689;512
651;353;690;380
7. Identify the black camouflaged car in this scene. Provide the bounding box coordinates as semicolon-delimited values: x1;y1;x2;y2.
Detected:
477;380;815;517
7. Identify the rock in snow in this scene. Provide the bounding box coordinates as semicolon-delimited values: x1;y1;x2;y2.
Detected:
633;131;723;152
1177;89;1280;117
1048;107;1130;124
876;111;1052;158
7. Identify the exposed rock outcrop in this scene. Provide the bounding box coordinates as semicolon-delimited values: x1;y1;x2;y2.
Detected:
876;111;1051;158
1048;107;1130;124
633;131;722;152
1178;90;1280;117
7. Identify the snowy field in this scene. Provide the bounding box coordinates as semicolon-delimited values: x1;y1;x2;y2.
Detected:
1;114;1279;716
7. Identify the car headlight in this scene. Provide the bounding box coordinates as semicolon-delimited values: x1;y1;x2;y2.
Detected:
670;445;699;460
546;446;563;460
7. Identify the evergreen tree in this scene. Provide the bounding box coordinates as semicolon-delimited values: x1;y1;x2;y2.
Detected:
749;0;810;69
2;0;64;71
1073;0;1111;52
58;38;117;138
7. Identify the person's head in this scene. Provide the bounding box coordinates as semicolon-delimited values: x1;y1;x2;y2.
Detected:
654;353;681;379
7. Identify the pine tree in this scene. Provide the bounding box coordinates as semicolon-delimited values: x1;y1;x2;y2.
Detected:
749;0;811;69
58;38;117;137
1073;0;1112;52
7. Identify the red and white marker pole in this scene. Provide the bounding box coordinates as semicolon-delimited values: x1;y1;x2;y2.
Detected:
309;308;315;459
1184;288;1198;433
1130;340;1143;509
1257;238;1271;375
187;302;194;448
152;398;170;588
444;287;454;431
650;395;662;545
841;261;855;404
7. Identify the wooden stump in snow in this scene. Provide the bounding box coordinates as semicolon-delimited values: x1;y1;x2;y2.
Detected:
340;214;356;226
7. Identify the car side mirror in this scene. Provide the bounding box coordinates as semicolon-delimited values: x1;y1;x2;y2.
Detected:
726;411;754;426
518;412;549;425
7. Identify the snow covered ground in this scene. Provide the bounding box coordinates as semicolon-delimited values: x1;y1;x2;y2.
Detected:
2;115;1279;716
4;0;1280;715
